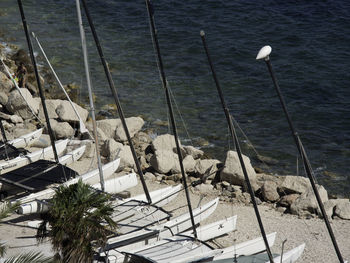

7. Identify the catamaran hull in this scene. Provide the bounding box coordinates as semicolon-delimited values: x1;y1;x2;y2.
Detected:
0;139;68;175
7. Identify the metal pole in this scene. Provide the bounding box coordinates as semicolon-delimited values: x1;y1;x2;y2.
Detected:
17;0;59;163
80;0;151;204
261;52;344;263
75;0;105;192
201;31;274;262
145;0;197;239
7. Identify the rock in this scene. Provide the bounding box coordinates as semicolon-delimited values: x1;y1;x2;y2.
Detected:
79;139;95;159
101;138;121;158
256;173;282;188
195;159;220;178
150;150;176;174
194;184;214;196
276;206;287;213
139;155;150;170
9;114;23;124
183;155;196;173
0;71;14;93
317;199;347;219
96;119;119;139
38;99;60;120
101;140;135;171
46;119;75;139
115;117;144;142
86;122;108;147
144;172;156;181
6;88;39;119
132;131;152;152
261;181;280;202
278;194;300;207
0;91;8;105
56;100;89;123
290;185;328;217
278;175;310;195
183;145;204;159
152;134;182;153
10;49;31;68
334;200;350;220
117;145;135;171
220;150;258;191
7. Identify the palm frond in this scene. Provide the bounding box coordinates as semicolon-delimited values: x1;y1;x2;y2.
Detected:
3;251;55;263
0;242;7;257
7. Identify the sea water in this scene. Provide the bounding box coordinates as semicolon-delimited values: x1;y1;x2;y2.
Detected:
0;0;349;196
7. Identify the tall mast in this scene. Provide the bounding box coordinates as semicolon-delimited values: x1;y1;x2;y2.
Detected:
256;45;344;263
201;31;274;262
75;0;105;192
17;0;59;163
145;0;197;239
79;0;151;203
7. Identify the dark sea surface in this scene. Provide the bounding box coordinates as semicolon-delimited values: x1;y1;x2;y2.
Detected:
0;0;349;196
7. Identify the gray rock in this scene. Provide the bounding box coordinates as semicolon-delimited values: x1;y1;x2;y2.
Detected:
144;172;156;181
183;145;204;159
0;91;8;105
194;184;214;196
261;181;280;202
6;88;39;119
96;119;119;139
56;100;89;123
290;185;328;217
152;134;182;153
115;117;144;142
220;150;258;191
0;71;13;93
150;150;176;174
47;119;75;139
278;194;300;207
278;175;310;195
38;99;60;120
195;159;220;178
86;123;108;147
117;145;135;171
9;114;23;124
101;138;122;158
183;155;196;173
334;200;350;220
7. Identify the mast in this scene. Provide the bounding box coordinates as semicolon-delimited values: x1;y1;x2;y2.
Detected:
75;0;105;192
31;32;89;136
256;45;344;263
200;31;274;262
145;0;197;239
79;0;151;203
17;0;59;163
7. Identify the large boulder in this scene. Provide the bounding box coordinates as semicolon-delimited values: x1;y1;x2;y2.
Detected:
0;71;14;93
150;150;177;174
38;99;60;120
47;119;75;139
278;194;300;208
152;134;182;153
183;155;196;173
0;91;8;105
318;199;349;219
220;150;258;191
56;100;89;123
101;139;134;171
183;145;204;159
86;122;108;147
278;175;310;195
96;119;119;139
6;88;39;119
195;159;220;178
115;117;144;142
290;185;328;217
261;181;280;202
334;200;350;220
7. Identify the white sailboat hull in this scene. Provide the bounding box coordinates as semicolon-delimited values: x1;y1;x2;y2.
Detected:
0;139;68;175
7;128;43;149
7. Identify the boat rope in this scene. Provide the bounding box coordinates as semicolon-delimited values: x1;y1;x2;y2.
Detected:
0;58;41;123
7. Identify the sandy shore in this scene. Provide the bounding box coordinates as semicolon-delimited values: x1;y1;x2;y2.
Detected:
1;157;350;262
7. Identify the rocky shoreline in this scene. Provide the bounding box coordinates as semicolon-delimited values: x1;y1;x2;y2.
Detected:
1;41;349;222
